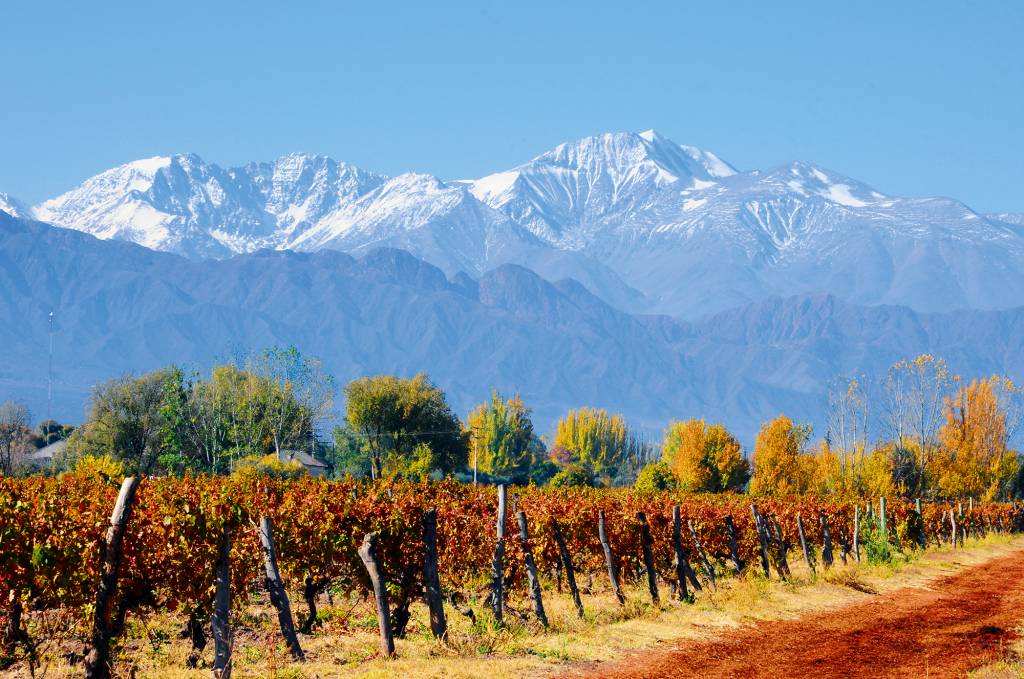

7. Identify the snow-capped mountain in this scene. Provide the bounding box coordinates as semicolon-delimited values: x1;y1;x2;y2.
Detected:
468;129;736;246
17;131;1024;317
0;192;29;218
32;153;386;258
5;210;1024;442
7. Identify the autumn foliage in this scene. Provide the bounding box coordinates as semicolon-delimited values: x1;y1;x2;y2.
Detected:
2;473;1020;655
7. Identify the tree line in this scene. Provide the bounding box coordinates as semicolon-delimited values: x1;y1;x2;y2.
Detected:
2;349;1021;500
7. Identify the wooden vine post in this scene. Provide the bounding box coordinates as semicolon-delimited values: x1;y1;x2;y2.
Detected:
673;508;702;592
358;533;395;659
852;506;860;562
916;498;926;549
636;512;660;604
598;510;626;605
552;520;584;618
211;524;232;679
796;513;815;574
671;507;690;600
750;504;772;577
723;514;745;575
768;516;792;578
688;520;717;586
516;511;549;627
259;517;304;661
422;508;448;640
85;476;140;679
490;484;508;624
819;511;834;568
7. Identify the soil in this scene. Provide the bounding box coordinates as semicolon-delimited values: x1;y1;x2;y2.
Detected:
569;548;1024;678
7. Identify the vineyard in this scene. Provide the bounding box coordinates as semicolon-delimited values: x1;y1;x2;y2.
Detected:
1;474;1022;677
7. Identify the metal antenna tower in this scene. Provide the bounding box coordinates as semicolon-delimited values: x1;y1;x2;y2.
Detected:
47;310;54;425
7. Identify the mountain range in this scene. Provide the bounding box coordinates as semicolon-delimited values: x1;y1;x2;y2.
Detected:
3;211;1024;445
8;131;1024;318
2;130;1024;445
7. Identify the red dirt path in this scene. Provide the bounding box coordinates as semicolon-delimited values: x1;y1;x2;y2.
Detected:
572;548;1024;678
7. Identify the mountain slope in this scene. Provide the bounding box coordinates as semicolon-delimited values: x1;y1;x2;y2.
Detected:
3;212;1023;443
0;193;29;218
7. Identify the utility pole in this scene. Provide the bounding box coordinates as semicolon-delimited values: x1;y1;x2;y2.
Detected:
47;310;54;427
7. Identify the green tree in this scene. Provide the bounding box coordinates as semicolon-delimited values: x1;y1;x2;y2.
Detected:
466;392;540;483
552;407;648;485
250;346;334;457
329;424;372;479
634;461;679;493
67;369;181;475
344;373;468;479
549;463;594;488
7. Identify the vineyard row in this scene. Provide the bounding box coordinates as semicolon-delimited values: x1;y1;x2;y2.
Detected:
1;475;1022;675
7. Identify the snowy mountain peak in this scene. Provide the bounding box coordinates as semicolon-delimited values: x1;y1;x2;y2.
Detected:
537;130;735;183
12;130;1024;319
0;192;29;218
468;130;739;244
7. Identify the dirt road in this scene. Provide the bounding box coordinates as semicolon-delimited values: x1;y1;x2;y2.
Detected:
573;548;1024;678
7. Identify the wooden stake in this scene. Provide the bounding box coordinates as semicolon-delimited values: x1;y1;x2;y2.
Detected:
797;513;816;574
852;507;860;562
85;476;140;679
688;520;717;586
819;511;834;569
516;511;548;627
211;524;232;679
723;514;745;575
636;512;660;604
552;520;584;618
672;507;690;601
422;508;447;640
750;504;771;578
916;498;926;549
358;533;395;659
259;517;304;661
490;485;507;623
598;510;626;605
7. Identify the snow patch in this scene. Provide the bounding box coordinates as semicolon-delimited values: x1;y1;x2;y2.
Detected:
823;184;867;207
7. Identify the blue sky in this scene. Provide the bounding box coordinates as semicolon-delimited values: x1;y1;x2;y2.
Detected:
2;1;1022;212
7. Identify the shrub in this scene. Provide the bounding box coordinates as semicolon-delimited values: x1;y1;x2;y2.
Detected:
634;461;678;493
232;454;305;480
67;454;126;481
859;513;900;564
549;463;594;488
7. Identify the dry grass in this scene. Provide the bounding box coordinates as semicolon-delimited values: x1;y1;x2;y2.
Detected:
9;535;1024;679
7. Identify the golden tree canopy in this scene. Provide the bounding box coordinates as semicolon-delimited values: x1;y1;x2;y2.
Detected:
661;419;749;492
749;415;812;496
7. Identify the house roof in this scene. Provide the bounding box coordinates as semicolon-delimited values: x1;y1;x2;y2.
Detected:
27;438;67;461
279;449;328;469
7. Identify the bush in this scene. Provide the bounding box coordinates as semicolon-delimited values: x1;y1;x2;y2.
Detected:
232;454;306;480
67;454;126;482
549;463;594;488
634;461;678;493
859;513;900;564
